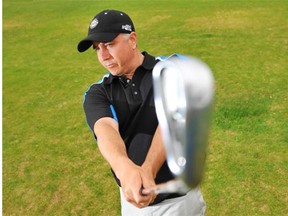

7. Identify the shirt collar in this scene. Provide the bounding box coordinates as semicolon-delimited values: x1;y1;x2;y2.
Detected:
141;51;159;70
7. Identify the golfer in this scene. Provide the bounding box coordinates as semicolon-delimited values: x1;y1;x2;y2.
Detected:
78;9;206;216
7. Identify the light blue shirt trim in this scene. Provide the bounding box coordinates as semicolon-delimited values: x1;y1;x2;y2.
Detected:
110;104;119;122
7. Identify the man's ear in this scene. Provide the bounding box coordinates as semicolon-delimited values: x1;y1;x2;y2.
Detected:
129;32;137;49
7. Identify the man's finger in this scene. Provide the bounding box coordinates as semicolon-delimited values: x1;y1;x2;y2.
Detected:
141;188;157;195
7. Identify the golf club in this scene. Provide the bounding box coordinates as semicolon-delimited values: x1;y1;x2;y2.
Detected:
142;55;214;195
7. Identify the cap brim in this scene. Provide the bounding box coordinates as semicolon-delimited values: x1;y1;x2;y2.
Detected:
77;32;119;52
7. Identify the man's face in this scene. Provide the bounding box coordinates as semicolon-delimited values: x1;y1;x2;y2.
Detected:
93;33;137;77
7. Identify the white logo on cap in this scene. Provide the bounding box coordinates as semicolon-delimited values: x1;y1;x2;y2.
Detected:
90;18;98;29
122;24;132;31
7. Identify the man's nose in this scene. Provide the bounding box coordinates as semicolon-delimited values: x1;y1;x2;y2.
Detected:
98;44;110;60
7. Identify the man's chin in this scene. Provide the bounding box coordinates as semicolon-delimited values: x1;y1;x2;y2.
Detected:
109;70;121;76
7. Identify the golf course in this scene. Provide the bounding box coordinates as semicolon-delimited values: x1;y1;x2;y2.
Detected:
3;0;287;215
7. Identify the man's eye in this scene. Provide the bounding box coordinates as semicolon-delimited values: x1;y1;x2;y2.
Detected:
93;46;100;51
105;43;113;48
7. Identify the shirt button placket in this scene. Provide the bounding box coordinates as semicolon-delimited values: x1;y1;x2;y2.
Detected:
132;83;139;98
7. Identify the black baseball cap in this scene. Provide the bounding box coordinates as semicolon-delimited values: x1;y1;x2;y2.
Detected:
77;9;135;52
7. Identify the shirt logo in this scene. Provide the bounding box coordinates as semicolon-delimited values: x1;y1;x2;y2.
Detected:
122;24;132;31
90;18;98;29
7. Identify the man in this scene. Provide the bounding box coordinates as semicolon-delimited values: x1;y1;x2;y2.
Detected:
77;9;206;215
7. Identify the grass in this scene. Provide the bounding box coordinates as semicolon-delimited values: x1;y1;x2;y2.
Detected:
3;0;287;215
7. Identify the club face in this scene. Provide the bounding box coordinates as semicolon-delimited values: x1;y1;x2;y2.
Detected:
153;55;214;188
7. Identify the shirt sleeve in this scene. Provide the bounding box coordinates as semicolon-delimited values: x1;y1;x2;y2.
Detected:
83;83;114;132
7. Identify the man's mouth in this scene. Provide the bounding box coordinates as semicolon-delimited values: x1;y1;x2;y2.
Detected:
105;63;117;68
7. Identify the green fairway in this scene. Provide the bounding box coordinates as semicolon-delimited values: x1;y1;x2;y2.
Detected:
3;0;287;215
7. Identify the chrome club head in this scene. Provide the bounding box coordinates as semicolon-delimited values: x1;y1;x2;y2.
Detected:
153;55;214;189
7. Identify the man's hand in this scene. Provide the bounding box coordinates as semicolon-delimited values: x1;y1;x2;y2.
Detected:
117;160;157;208
119;125;166;208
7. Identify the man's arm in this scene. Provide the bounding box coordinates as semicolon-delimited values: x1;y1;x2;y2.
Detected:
94;117;129;172
141;125;166;179
94;117;155;208
140;125;167;197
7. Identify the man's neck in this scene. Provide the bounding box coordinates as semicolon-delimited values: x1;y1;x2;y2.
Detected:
125;50;144;79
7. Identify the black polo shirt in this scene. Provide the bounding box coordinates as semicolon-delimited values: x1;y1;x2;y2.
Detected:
83;52;182;204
